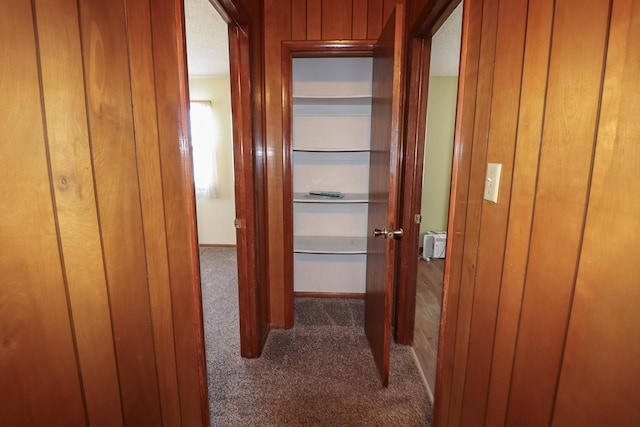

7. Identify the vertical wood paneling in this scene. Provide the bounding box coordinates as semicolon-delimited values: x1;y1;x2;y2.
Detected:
459;0;528;423
33;0;123;425
446;0;499;424
506;0;611;424
292;0;307;39
307;0;322;40
552;1;640;424
0;2;86;425
264;0;292;327
484;0;554;424
352;0;368;39
383;0;401;26
125;0;181;425
322;0;353;39
78;0;162;424
367;0;384;38
150;0;208;424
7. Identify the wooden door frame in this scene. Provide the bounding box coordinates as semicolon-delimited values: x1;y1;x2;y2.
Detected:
177;0;268;366
393;0;484;424
281;40;377;328
207;0;269;358
394;0;462;343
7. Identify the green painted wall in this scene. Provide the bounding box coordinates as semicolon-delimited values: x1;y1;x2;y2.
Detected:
420;76;458;236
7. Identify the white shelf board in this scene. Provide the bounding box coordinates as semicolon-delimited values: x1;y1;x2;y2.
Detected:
294;236;367;254
292;95;372;106
292;147;370;152
293;193;368;203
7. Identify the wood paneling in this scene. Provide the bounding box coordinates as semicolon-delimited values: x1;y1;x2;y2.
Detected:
322;0;353;39
125;0;181;424
0;2;87;425
307;0;322;40
367;0;384;38
484;0;554;424
506;1;611;424
2;0;210;424
78;1;162;423
552;0;640;425
459;0;528;423
353;0;369;39
34;0;123;425
292;0;307;39
446;0;499;424
434;0;640;424
150;0;209;424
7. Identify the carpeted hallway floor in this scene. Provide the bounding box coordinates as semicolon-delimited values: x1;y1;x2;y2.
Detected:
200;247;432;426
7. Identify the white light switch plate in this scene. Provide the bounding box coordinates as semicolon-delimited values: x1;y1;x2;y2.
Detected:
484;163;502;203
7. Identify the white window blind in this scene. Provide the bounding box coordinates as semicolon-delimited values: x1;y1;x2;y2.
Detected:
189;101;218;198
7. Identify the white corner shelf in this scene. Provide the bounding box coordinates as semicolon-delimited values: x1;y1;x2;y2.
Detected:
294;236;367;254
292;95;372;106
293;193;368;203
292;147;370;152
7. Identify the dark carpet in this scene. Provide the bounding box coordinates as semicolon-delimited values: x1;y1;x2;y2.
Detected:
200;247;432;426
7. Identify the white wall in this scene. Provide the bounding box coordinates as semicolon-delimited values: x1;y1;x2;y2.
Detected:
189;76;236;245
420;76;458;236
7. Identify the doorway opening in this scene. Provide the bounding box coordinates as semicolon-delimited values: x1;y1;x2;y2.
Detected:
409;1;463;403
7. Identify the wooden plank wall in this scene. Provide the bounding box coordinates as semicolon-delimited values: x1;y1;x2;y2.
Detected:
263;0;406;327
438;0;640;424
0;0;207;425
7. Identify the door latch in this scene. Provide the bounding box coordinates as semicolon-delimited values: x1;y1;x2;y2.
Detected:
373;227;403;240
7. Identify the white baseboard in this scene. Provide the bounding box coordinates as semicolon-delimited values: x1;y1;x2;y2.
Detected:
410;347;434;404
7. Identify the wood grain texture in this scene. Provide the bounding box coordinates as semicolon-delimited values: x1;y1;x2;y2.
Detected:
367;0;384;39
394;37;430;346
445;0;499;424
0;2;87;425
552;0;640;424
433;1;483;424
365;6;404;387
125;0;182;424
352;0;368;39
413;259;444;392
322;0;353;39
506;1;611;424
78;1;163;423
34;0;123;425
228;22;267;357
459;0;528;423
484;1;554;424
292;0;307;39
307;0;322;40
150;0;209;424
264;0;292;328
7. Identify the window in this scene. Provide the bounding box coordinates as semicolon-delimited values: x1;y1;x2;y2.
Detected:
189;101;218;198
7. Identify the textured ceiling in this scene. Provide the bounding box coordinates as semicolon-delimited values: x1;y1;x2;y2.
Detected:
184;0;230;77
184;0;461;77
430;2;463;76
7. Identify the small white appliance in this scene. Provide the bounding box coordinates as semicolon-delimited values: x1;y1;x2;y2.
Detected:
422;231;447;260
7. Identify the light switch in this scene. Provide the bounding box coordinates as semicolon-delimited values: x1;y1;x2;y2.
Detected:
483;163;502;203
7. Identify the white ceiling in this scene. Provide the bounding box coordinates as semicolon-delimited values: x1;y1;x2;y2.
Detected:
430;2;463;77
184;0;230;77
184;0;462;77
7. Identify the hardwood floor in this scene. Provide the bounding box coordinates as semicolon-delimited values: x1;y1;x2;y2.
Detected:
413;256;444;396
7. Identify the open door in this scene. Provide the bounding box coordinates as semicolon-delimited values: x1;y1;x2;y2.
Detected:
365;5;405;387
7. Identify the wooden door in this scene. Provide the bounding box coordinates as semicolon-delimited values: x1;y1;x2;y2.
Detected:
365;5;405;388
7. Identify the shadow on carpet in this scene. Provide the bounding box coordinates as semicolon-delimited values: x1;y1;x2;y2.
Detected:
200;247;432;426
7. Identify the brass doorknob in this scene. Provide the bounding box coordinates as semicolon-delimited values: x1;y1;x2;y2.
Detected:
373;227;403;239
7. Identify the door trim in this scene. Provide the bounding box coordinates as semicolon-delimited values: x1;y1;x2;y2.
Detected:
281;40;376;328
